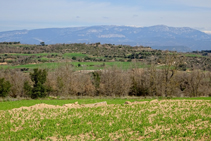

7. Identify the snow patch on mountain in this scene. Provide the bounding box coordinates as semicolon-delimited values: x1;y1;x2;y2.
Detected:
98;34;125;38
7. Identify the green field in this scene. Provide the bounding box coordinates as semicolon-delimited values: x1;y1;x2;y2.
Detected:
0;98;210;140
0;97;211;111
0;98;149;111
1;97;211;111
62;53;87;58
1;61;147;70
184;54;207;58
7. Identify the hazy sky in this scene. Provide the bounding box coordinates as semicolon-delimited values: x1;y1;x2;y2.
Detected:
0;0;211;33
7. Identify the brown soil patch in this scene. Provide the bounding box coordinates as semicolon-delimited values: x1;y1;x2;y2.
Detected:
150;99;159;103
0;62;7;65
12;101;108;111
125;101;149;105
8;99;211;112
9;100;151;112
29;63;38;64
125;101;132;104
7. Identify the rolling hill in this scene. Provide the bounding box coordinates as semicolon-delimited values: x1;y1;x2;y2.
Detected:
0;25;211;51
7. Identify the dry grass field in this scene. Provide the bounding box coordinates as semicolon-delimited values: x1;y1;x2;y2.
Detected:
0;99;211;140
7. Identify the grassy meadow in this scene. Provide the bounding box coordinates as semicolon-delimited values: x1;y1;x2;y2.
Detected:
1;97;211;111
0;98;211;140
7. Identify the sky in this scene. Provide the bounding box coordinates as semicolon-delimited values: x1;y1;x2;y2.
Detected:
0;0;211;33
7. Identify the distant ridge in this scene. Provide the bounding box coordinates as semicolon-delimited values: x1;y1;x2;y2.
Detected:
151;46;191;52
0;25;211;51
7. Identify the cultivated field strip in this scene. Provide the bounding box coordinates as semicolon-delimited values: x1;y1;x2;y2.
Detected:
0;100;211;140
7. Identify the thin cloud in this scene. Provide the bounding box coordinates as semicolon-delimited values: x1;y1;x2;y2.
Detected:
0;0;211;31
133;14;138;17
103;17;109;19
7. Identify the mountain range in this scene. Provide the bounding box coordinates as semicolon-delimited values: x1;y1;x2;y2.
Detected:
0;25;211;52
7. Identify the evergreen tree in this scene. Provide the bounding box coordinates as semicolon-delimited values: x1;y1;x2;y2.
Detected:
24;68;49;99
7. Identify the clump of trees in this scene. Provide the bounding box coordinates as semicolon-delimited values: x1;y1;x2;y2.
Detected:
0;41;20;45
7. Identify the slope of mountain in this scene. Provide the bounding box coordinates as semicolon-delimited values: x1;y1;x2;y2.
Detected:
0;25;210;51
151;46;191;52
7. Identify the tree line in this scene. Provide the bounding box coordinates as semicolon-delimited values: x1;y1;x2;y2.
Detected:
0;54;210;99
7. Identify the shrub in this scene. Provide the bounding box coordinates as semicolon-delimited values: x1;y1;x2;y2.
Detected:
84;56;91;60
178;64;187;71
0;78;12;97
72;56;76;60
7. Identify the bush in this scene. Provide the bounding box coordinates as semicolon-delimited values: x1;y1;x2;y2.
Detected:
0;78;12;97
84;56;91;60
24;68;49;99
72;56;76;60
178;64;187;71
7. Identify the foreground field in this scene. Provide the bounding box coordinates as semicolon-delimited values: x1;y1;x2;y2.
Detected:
0;99;211;140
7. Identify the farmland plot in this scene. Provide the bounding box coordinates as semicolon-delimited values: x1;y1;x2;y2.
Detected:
0;100;211;140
